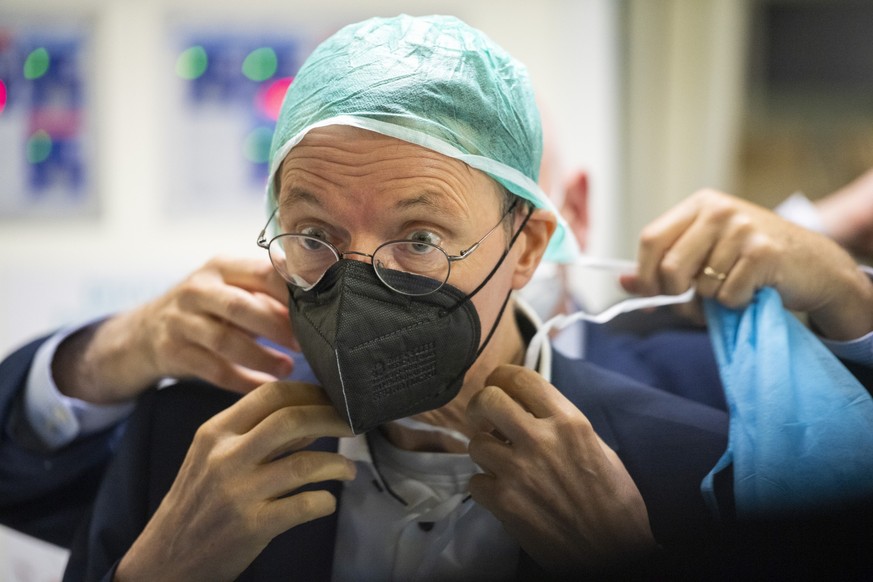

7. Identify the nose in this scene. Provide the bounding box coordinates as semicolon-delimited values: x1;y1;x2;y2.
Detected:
339;234;384;263
342;250;374;264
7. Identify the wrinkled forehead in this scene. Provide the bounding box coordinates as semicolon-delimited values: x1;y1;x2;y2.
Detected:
274;125;507;211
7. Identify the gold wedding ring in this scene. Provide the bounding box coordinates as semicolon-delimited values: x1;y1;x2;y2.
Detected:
702;265;727;281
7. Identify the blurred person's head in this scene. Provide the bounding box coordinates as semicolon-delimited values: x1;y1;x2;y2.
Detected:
519;98;594;320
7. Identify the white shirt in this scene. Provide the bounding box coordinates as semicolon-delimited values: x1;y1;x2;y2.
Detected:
331;431;518;582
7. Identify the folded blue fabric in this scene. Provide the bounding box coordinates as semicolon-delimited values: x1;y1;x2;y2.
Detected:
701;287;873;519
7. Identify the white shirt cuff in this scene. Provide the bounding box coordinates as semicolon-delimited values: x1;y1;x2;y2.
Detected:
25;322;135;450
820;332;873;366
775;192;826;233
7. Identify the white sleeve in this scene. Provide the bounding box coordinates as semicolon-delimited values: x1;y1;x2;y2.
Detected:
820;332;873;366
24;323;135;450
774;192;826;233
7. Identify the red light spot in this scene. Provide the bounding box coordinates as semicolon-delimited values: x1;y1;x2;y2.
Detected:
256;76;293;121
0;79;7;115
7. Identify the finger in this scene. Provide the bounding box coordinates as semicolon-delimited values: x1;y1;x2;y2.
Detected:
634;197;702;296
618;272;642;295
255;450;356;499
243;404;354;460
257;490;340;539
694;243;740;300
253;292;300;352
165;342;279;394
179;315;294;379
714;254;767;309
211;256;290;305
656;213;724;295
187;284;297;352
484;364;573;420
466;384;537;445
467;432;511;476
214;381;332;434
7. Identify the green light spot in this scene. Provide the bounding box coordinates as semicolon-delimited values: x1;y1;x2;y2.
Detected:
242;47;277;82
26;130;53;164
23;48;50;80
243;127;273;164
175;46;208;80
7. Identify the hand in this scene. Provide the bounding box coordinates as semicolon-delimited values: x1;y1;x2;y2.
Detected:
621;189;873;341
115;381;356;582
466;365;656;574
54;256;299;403
817;168;873;258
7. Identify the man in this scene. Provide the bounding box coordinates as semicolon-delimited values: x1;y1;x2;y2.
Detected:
58;14;873;581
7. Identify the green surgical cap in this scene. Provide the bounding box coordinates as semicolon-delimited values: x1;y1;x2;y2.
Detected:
267;14;579;262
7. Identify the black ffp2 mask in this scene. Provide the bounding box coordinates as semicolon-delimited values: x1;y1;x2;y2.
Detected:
288;202;532;434
289;260;490;434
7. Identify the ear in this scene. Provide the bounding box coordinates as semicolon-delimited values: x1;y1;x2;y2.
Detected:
511;207;558;290
560;170;589;251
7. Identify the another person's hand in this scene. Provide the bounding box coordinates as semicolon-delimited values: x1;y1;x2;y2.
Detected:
817;168;873;259
53;256;298;404
116;381;356;582
466;365;656;574
621;189;873;341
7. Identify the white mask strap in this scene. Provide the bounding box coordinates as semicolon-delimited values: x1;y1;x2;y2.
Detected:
523;256;696;370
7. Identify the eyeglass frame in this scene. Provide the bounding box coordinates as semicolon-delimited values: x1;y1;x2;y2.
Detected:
257;197;522;296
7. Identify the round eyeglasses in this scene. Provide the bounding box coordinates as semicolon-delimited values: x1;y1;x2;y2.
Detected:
257;200;519;296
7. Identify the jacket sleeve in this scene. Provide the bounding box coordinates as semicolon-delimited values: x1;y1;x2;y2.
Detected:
0;336;124;547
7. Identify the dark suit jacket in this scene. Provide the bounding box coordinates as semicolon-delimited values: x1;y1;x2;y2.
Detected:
4;327;871;578
63;351;730;581
585;322;727;410
0;336;123;547
0;322;726;547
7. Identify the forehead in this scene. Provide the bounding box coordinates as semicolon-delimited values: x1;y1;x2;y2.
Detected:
275;125;504;214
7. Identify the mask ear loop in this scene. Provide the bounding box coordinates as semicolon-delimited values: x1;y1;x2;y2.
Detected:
446;202;534;315
455;203;535;358
432;204;534;403
523;285;697;371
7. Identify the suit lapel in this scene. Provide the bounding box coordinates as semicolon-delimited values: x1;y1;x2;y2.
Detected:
238;437;342;581
550;350;620;452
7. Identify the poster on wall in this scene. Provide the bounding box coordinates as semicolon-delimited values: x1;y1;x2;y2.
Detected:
165;26;323;218
0;21;96;219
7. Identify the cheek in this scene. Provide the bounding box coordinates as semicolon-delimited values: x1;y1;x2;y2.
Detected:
468;257;516;328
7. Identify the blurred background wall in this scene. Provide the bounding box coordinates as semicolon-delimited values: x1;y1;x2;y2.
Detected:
0;0;620;360
2;0;872;579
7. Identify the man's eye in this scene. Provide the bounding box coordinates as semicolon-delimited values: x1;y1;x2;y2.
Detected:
298;227;330;251
408;231;441;253
298;237;327;251
300;227;328;240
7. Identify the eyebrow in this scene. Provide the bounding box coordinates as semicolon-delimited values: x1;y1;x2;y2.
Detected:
279;188;462;220
392;192;460;218
278;187;322;210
